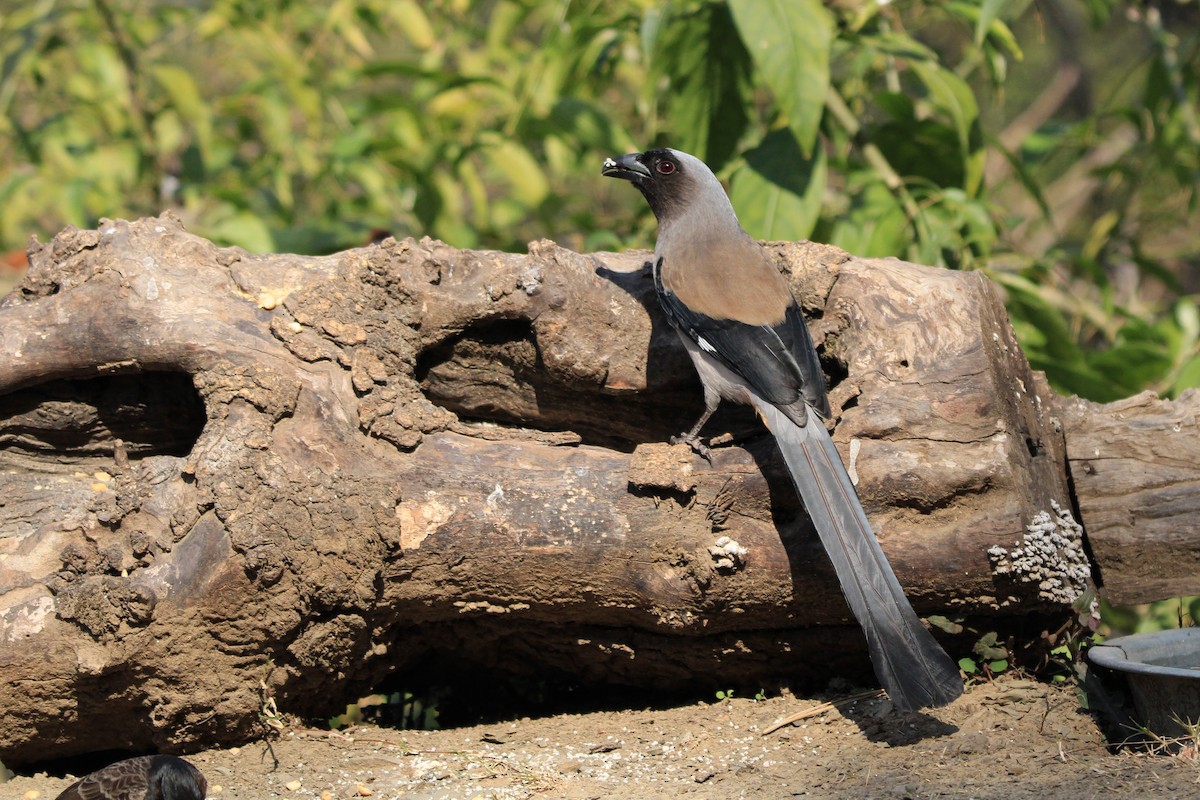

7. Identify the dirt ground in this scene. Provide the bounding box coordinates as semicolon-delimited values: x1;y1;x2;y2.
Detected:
7;674;1200;800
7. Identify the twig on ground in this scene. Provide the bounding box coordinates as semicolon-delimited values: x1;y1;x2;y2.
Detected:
762;690;886;735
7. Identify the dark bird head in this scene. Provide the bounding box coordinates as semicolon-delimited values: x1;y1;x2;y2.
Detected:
150;756;207;800
601;148;704;223
602;147;745;248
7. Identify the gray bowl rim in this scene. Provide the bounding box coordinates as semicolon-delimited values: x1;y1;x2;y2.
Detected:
1088;629;1200;679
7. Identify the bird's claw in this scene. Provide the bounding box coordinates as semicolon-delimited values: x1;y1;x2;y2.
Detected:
671;432;712;462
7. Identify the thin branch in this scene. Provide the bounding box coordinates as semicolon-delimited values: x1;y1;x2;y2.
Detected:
761;690;885;735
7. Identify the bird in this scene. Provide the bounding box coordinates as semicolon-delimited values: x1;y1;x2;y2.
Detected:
602;147;962;711
55;755;207;800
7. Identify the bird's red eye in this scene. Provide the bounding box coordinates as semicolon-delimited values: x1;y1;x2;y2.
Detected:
656;160;676;175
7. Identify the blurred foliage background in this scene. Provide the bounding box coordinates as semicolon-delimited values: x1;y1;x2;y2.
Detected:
1;1;1198;632
2;0;1199;401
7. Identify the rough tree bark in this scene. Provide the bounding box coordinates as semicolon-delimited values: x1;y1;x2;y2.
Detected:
0;214;1190;764
1058;391;1200;606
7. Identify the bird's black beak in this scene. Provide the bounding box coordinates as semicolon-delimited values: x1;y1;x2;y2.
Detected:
601;153;651;183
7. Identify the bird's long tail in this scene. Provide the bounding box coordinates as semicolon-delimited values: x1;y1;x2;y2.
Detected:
753;399;963;711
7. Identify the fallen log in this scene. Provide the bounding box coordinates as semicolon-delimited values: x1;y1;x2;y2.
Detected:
1057;390;1200;606
0;213;1179;764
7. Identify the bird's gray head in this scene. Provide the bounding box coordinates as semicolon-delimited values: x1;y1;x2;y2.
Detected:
601;148;735;228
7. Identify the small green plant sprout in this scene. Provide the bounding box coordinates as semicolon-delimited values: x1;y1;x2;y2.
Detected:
1041;593;1104;699
258;685;286;732
959;631;1010;682
256;658;288;735
754;689;767;702
715;688;735;702
1048;642;1074;684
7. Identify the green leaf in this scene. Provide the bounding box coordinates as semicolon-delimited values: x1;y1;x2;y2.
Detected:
729;128;826;241
1174;298;1200;355
727;0;833;158
908;60;984;195
825;178;908;258
387;0;436;50
951;0;1023;58
997;274;1123;401
151;63;211;152
972;631;1008;661
0;170;32;209
975;0;1003;44
481;138;549;207
926;615;964;635
1081;210;1120;262
1174;354;1200;394
201;212;275;253
653;1;752;171
639;5;666;65
857;31;938;61
548;98;615;150
958;657;978;675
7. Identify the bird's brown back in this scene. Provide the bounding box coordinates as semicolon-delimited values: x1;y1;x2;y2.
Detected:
659;233;792;326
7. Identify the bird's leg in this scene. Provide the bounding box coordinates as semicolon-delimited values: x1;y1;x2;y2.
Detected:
671;398;719;461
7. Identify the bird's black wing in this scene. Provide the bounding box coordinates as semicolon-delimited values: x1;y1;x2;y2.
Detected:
652;257;830;418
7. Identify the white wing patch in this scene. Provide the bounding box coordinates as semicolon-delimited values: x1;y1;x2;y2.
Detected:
697;336;717;354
